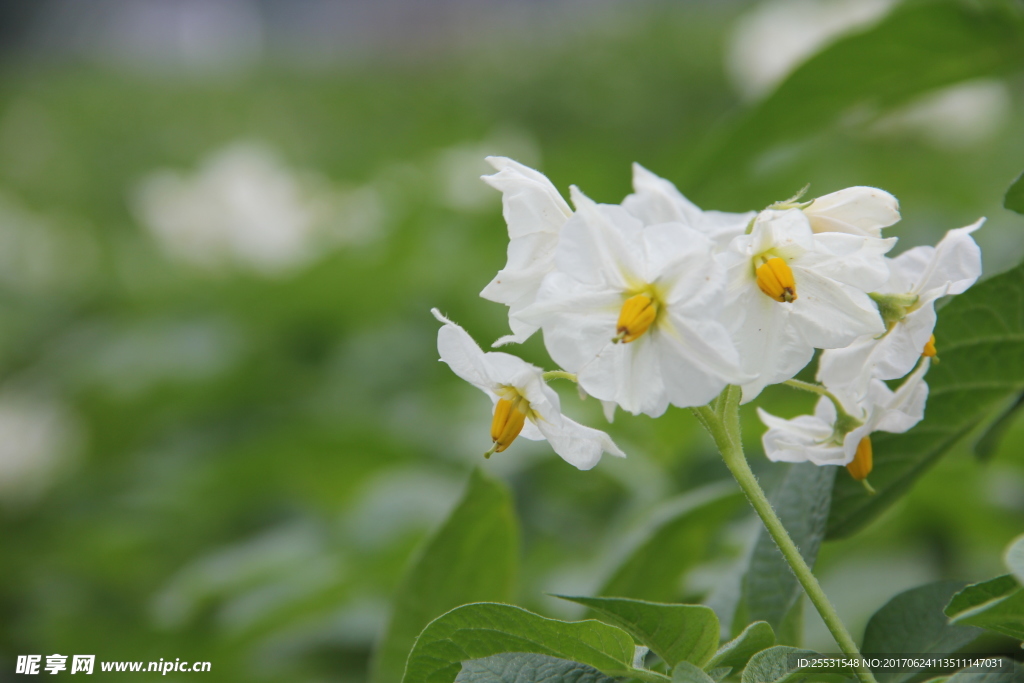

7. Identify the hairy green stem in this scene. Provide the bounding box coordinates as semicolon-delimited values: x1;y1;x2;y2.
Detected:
542;370;577;383
692;386;878;683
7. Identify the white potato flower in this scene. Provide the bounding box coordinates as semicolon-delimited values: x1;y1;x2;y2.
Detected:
802;186;900;237
432;309;624;470
516;188;749;417
758;359;929;475
720;207;895;402
479;157;573;346
621;164;756;250
817;220;983;396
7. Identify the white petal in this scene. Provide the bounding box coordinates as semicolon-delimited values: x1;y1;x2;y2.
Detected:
623;163;703;226
757;408;845;465
534;413;626;470
559;189;644;289
789;267;885;348
799;233;895;290
482;156;571;239
804;186;900;237
917;219;984;296
433;308;499;392
728;293;814;403
747;209;815;256
873;359;929;433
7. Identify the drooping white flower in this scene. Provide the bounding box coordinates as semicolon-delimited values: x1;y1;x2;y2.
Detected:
720;207;895;402
516;188;750;417
431;309;624;470
758;359;929;468
817;220;983;395
479;157;573;346
802;186;900;237
621;164;756;250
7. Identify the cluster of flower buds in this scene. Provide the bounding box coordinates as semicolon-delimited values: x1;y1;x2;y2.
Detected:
433;157;982;483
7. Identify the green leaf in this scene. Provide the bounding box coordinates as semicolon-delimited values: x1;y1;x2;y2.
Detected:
557;595;719;668
1006;170;1024;215
673;661;718;683
740;464;835;633
455;653;619;683
828;260;1024;538
973;393;1024;461
945;576;1024;641
401;602;659;683
598;482;744;602
705;621;775;676
862;581;984;683
943;662;1018;683
683;0;1024;196
371;469;519;683
945;575;1019;617
740;646;850;683
1005;534;1024;583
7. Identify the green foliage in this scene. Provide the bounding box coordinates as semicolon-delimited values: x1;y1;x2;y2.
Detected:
862;582;983;683
738;464;834;635
371;470;519;683
705;621;776;677
1005;535;1024;582
972;393;1024;461
828;260;1024;537
401;603;653;683
685;0;1024;197
740;646;850;683
598;483;743;602
455;653;618;683
672;661;718;683
1005;170;1024;215
557;595;719;668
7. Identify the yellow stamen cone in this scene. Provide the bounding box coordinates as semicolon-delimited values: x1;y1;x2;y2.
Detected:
489;397;528;454
846;436;873;481
756;257;797;303
615;294;657;343
922;334;937;358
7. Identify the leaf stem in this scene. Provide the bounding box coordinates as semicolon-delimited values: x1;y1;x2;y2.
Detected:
692;386;878;683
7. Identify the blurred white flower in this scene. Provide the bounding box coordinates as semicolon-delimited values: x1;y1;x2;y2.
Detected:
434;131;540;211
134;141;384;275
727;0;894;101
433;308;625;470
870;79;1012;150
0;394;78;505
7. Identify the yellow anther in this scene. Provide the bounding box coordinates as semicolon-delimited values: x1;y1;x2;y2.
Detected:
756;257;798;303
489;396;528;455
846;436;873;481
614;293;658;343
922;334;937;358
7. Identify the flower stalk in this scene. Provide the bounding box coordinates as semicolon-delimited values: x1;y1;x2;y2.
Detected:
692;385;878;683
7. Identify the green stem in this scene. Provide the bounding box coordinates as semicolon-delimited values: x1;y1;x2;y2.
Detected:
692;385;878;683
542;370;577;383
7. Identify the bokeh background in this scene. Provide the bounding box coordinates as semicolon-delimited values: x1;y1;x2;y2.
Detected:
0;0;1022;681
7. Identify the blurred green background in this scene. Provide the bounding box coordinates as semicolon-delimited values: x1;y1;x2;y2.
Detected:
0;0;1022;681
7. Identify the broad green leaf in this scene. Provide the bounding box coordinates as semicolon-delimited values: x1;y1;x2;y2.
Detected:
973;393;1024;461
740;646;850;683
371;469;519;683
599;482;743;602
828;260;1024;538
455;653;618;683
740;464;835;633
401;602;656;683
705;621;775;676
557;595;719;668
673;661;718;683
945;575;1019;618
862;582;984;683
946;578;1024;641
1005;535;1024;583
1006;170;1024;215
683;0;1024;196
